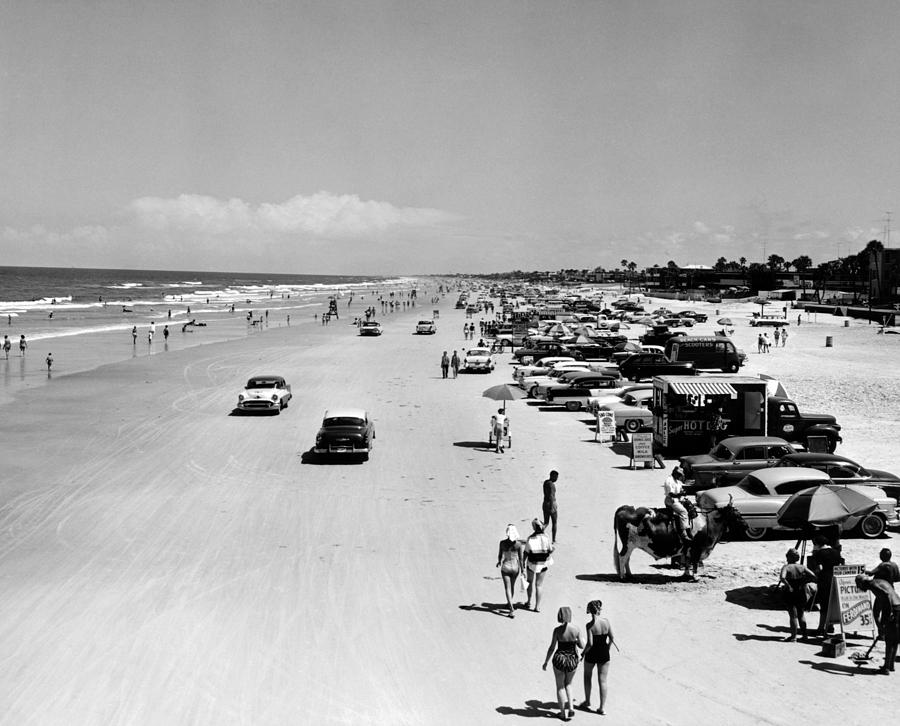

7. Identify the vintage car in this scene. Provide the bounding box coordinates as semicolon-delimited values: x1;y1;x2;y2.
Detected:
461;347;495;373
585;383;653;414
523;363;597;396
597;389;655;432
314;408;375;457
534;368;619;399
697;468;900;540
775;453;900;501
513;357;578;385
236;375;292;413
617;352;695;381
415;320;437;334
680;436;799;493
749;316;788;327
359;321;383;336
543;374;621;411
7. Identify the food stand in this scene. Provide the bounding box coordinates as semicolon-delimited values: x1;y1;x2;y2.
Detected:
652;375;768;455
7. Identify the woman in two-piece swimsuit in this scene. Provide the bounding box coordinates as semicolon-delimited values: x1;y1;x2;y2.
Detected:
581;600;614;715
542;606;584;722
496;524;524;617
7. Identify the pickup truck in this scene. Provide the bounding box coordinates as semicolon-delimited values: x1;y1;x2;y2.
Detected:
617;353;695;381
766;396;842;452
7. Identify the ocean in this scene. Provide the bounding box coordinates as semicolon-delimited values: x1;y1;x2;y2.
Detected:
0;266;412;402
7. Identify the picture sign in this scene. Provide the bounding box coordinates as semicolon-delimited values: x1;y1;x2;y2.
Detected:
830;564;875;633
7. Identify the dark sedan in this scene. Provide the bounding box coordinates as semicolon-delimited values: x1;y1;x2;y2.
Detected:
776;453;900;500
314;408;375;459
680;436;799;493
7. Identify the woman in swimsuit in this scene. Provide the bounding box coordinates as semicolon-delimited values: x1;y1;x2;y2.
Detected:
581;599;614;715
496;524;525;617
542;606;584;721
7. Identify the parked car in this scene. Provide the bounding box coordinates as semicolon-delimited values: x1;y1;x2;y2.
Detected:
586;383;653;414
775;453;900;500
618;353;695;381
543;374;620;410
314;408;375;458
697;468;900;540
236;375;292;413
680;436;799;493
598;389;655;432
415;320;436;334
359;321;383;336
461;347;495;373
513;357;578;385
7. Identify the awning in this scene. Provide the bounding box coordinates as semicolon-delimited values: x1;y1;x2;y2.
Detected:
669;381;738;397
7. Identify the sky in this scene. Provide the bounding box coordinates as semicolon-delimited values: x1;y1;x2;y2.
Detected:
2;0;900;275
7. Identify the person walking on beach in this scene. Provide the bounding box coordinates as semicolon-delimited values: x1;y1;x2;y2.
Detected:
440;351;450;379
496;524;525;618
757;334;764;354
132;326;137;344
581;600;614;715
542;470;559;544
19;334;26;356
542;606;583;722
855;575;900;674
45;352;53;373
524;518;554;612
778;548;816;642
2;335;10;359
450;350;460;378
781;328;788;347
773;328;781;347
163;325;169;342
149;321;156;339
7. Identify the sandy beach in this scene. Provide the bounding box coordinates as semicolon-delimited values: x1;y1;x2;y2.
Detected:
2;285;900;725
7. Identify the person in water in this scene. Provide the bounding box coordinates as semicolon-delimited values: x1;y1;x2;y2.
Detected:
581;600;614;715
542;606;583;721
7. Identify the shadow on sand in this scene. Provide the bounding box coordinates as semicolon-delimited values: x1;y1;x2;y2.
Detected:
459;602;517;618
799;659;883;677
496;699;562;719
725;585;784;611
452;441;496;452
299;449;367;465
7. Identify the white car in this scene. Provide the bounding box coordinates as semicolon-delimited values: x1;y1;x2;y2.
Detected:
586;383;653;414
237;375;292;413
415;320;436;334
462;347;495;373
598;390;655;433
359;321;383;336
513;357;577;384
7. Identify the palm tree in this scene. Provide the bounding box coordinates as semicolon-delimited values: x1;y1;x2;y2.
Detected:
865;239;885;301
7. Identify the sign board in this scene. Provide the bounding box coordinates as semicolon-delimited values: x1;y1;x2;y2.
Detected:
631;432;654;468
596;411;616;442
829;564;875;634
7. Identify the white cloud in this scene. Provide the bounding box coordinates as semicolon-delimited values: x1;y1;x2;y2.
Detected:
127;192;458;238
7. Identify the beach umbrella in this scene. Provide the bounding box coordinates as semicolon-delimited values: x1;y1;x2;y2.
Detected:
776;484;878;530
717;317;733;326
482;383;528;412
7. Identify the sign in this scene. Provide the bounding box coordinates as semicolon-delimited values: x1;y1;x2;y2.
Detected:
631;432;654;468
597;411;616;440
830;564;875;634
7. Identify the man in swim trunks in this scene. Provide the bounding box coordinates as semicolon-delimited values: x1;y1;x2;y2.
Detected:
542;470;559;544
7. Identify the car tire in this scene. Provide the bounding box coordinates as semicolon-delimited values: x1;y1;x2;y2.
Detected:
565;401;581;412
858;513;886;539
529;385;540;398
744;525;768;540
727;363;739;373
624;419;642;433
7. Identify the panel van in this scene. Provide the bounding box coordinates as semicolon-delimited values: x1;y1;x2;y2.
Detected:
664;336;742;372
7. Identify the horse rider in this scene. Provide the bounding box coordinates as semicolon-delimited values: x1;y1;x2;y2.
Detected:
664;466;693;545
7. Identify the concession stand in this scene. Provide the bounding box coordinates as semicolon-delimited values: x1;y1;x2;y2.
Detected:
652;375;768;454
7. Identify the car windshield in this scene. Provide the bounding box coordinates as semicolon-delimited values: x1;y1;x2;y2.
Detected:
710;443;735;461
468;349;490;356
247;379;279;388
323;417;365;428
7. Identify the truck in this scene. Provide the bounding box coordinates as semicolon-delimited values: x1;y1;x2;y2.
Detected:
651;375;842;455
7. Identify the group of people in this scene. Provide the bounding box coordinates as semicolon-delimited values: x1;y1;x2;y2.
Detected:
757;328;788;352
778;539;900;673
494;472;614;719
440;350;461;379
2;334;26;358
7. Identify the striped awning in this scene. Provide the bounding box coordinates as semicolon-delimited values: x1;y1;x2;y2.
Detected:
669;381;738;397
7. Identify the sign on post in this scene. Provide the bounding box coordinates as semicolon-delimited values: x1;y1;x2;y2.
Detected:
829;565;875;635
596;410;616;442
630;432;654;469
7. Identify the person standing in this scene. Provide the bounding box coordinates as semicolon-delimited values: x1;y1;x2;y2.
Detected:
45;352;53;372
450;350;460;378
542;606;583;722
2;334;10;359
779;548;816;642
496;524;525;618
440;351;450;379
524;519;554;612
18;334;26;356
149;321;156;339
810;534;844;635
855;574;900;674
773;328;781;347
542;470;560;544
163;325;169;342
132;326;137;344
868;548;900;583
781;328;789;346
491;408;508;453
581;600;614;715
